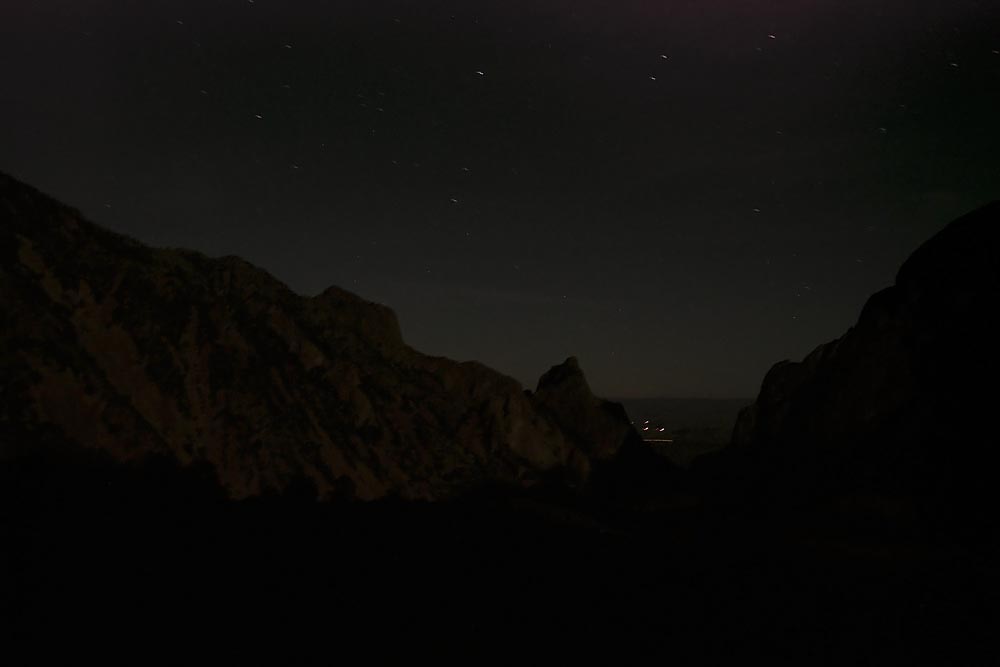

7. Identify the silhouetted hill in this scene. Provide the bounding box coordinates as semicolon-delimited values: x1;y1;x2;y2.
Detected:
723;201;1000;544
0;171;651;501
5;174;999;662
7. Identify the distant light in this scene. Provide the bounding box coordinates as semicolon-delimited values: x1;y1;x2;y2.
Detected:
768;34;776;39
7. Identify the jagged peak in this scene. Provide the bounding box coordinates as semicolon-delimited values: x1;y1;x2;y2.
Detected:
310;284;404;348
314;283;383;308
536;356;590;394
531;356;634;461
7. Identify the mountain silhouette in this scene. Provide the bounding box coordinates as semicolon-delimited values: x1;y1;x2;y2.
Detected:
0;171;642;501
5;173;998;663
724;201;1000;543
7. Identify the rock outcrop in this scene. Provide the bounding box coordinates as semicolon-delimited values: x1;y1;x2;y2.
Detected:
730;202;1000;517
532;356;635;462
0;171;637;500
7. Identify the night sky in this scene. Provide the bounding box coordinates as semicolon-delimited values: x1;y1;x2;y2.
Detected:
2;1;998;398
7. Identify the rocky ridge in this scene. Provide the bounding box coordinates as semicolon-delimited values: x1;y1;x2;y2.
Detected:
730;201;1000;514
0;171;638;501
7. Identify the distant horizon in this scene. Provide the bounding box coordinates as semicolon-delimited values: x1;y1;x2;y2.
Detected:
612;396;755;402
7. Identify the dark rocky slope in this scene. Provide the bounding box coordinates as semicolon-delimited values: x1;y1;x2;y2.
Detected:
0;171;639;500
728;201;1000;536
6;178;997;663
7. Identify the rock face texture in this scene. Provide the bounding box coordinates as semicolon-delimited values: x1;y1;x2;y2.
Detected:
532;357;635;463
731;202;1000;511
0;172;637;500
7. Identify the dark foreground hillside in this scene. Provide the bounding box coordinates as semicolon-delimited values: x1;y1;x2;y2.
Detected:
3;174;999;663
5;450;997;664
718;201;1000;550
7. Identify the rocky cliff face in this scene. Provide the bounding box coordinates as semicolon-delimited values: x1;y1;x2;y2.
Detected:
731;202;1000;509
0;172;637;500
532;356;635;463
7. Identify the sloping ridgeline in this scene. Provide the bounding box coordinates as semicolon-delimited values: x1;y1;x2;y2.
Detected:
726;201;1000;543
0;171;641;501
4;174;998;663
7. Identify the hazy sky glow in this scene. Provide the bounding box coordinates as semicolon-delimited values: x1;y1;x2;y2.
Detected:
2;0;998;396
